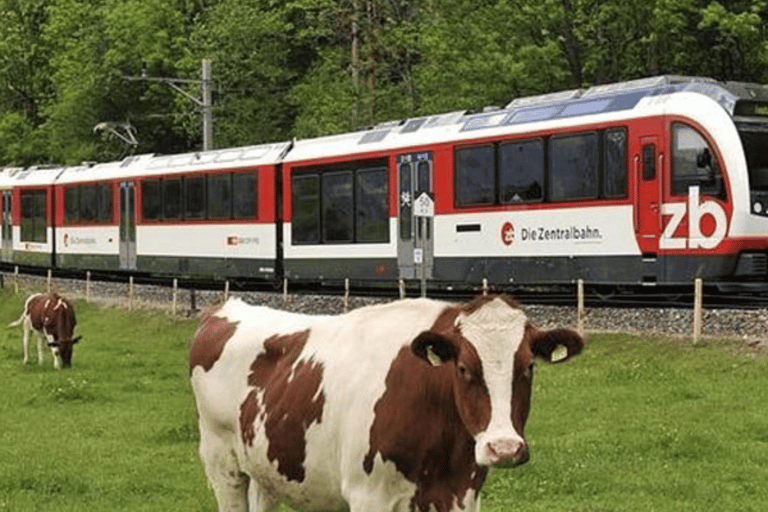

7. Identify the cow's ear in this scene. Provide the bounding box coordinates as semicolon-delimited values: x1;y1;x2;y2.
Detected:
411;332;459;366
72;336;82;344
529;326;584;363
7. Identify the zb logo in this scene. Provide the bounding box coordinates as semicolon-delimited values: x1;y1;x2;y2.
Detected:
660;186;728;250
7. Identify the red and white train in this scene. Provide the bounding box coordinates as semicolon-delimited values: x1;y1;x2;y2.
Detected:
2;75;768;291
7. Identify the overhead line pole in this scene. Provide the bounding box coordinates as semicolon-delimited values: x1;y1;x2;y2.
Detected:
124;58;213;151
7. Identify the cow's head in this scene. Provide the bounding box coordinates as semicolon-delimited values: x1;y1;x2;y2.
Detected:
411;295;583;468
48;335;82;369
48;298;80;369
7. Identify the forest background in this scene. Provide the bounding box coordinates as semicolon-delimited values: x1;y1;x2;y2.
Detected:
1;0;767;166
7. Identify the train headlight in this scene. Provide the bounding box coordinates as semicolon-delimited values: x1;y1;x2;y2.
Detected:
753;201;764;214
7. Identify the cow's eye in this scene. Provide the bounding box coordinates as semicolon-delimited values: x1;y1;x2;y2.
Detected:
458;363;472;382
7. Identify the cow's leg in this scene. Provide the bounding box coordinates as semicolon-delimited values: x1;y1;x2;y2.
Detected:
21;325;30;365
247;480;279;512
32;329;44;364
46;334;61;369
199;429;249;512
344;465;421;512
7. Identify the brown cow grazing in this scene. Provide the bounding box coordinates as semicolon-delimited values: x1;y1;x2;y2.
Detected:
9;293;81;369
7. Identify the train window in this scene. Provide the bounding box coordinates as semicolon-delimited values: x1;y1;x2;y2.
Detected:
20;190;46;243
185;176;206;219
232;172;257;219
738;127;768;192
292;161;389;245
549;133;598;201
65;184;112;223
142;179;163;220
163;179;182;220
643;144;656;180
65;187;79;223
399;162;412;241
322;171;354;243
604;128;627;198
356;167;389;243
417;161;430;193
208;174;232;219
672;123;724;197
499;139;544;203
97;185;112;222
292;174;321;243
455;145;495;206
79;185;98;221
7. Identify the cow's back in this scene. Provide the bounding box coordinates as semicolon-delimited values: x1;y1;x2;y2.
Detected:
190;297;454;510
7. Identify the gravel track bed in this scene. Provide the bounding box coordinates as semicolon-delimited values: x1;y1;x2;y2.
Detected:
3;272;767;343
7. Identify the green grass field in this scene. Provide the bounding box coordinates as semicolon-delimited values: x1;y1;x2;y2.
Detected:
1;288;767;511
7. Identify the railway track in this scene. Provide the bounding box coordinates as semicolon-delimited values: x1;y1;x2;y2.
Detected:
4;263;768;310
4;265;768;341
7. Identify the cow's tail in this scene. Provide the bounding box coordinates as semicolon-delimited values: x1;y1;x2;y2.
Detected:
8;313;25;328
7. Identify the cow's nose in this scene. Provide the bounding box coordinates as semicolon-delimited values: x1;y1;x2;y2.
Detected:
486;438;529;468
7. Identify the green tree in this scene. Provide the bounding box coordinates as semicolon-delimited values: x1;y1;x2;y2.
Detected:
186;0;338;147
0;0;54;165
42;0;207;163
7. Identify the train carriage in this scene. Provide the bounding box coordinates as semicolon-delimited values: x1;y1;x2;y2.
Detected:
0;167;17;263
53;142;289;279
132;143;287;279
54;158;136;271
1;166;65;267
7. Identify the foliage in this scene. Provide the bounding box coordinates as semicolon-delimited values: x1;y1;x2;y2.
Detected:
0;0;767;165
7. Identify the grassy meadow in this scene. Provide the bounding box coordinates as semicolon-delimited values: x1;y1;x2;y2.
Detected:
1;287;767;511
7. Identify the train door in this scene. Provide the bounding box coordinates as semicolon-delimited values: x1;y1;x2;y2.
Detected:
635;133;664;283
119;181;136;270
1;190;11;262
397;152;433;280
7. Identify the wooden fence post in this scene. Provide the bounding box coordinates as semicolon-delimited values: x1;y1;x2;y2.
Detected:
172;278;178;316
693;278;703;344
577;279;585;334
128;276;134;311
344;278;350;313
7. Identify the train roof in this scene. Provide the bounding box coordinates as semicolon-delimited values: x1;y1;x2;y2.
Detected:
55;142;292;184
0;165;66;188
283;75;768;163
4;75;768;182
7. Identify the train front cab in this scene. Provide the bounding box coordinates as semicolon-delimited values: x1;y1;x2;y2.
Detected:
634;91;768;290
632;114;735;286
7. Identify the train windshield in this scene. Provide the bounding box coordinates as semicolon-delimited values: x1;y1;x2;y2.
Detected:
737;125;768;192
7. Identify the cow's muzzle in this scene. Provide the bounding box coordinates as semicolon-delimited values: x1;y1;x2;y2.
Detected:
482;438;530;468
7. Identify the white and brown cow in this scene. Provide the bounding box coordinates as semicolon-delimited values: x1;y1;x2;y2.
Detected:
190;294;583;512
9;292;81;369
